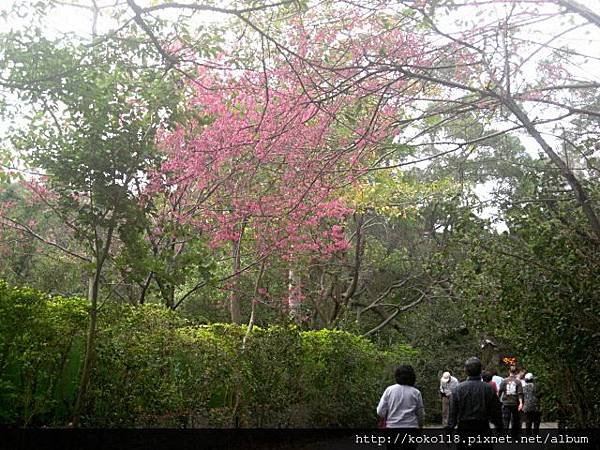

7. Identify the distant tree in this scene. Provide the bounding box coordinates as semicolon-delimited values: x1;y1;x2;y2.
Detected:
0;26;185;423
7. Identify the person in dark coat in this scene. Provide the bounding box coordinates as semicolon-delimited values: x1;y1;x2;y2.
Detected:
498;364;524;436
447;357;503;450
522;373;541;434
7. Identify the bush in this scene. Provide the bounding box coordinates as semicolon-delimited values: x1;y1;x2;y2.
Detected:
301;330;400;427
0;283;418;427
89;313;415;427
0;281;87;425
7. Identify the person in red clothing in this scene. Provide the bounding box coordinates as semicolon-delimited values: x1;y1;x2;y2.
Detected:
482;370;498;393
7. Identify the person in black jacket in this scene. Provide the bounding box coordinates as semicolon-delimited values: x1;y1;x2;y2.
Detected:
447;357;503;450
447;357;503;449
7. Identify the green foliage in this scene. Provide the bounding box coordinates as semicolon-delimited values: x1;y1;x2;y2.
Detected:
2;0;597;431
237;325;304;427
90;305;193;426
0;182;84;294
349;170;459;218
90;315;413;427
300;329;415;427
0;281;87;425
3;34;179;230
0;282;416;427
0;22;215;308
451;176;600;427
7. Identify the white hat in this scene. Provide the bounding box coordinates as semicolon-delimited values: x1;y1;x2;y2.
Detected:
524;373;534;381
441;371;451;382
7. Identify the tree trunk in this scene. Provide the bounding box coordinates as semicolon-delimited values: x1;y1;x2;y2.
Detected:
156;277;175;309
504;96;600;240
166;284;175;309
243;261;266;348
229;234;243;324
72;223;113;427
287;266;301;322
342;214;364;303
71;258;100;427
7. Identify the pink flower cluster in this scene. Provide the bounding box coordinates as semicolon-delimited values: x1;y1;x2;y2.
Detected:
153;60;394;264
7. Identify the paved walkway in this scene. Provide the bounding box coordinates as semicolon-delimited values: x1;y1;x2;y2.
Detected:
425;422;558;429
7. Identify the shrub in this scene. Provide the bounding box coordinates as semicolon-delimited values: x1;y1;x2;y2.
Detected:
0;281;87;425
0;282;418;427
88;315;417;427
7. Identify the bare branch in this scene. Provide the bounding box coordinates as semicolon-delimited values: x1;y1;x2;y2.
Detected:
362;291;426;337
0;216;90;262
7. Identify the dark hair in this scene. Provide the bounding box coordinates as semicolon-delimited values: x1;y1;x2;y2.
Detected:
482;370;493;382
395;365;416;386
464;357;482;377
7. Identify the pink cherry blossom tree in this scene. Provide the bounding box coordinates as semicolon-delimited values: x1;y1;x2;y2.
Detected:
155;58;399;322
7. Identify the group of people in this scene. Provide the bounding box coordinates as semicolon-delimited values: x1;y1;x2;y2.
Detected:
376;358;541;434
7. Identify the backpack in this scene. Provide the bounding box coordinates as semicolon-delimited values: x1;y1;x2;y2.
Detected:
500;377;519;404
506;380;517;396
523;384;539;413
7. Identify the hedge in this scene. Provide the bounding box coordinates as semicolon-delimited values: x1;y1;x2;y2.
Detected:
0;282;417;427
0;281;87;425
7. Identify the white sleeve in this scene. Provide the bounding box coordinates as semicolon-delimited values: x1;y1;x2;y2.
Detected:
377;388;389;417
416;391;425;425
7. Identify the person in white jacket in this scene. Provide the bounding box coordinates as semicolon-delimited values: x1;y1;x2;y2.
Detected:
377;365;424;429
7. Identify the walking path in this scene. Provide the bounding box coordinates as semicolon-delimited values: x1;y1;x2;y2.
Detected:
425;422;558;429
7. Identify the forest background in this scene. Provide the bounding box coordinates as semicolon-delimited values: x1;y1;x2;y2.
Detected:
0;0;599;428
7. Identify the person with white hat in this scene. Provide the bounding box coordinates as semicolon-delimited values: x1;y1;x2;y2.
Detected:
522;373;541;434
440;370;459;426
